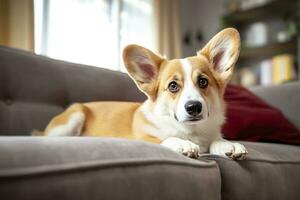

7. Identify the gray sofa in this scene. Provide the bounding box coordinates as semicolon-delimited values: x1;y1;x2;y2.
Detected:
0;45;299;200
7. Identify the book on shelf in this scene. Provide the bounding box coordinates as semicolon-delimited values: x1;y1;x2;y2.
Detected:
260;59;272;85
272;54;295;84
239;54;296;86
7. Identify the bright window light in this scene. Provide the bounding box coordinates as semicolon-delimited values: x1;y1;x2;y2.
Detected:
34;0;154;71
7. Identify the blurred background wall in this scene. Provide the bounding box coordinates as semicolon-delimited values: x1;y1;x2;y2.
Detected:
179;0;225;57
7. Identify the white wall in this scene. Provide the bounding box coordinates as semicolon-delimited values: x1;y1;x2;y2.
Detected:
179;0;225;57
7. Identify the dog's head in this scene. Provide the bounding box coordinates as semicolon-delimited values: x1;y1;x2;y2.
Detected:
123;28;240;125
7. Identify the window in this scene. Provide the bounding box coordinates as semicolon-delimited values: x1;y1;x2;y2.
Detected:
34;0;155;71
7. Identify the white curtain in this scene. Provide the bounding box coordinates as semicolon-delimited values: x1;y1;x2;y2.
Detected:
0;0;34;51
153;0;182;59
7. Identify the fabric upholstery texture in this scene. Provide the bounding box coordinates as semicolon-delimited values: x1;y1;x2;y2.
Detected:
203;141;300;200
0;137;221;200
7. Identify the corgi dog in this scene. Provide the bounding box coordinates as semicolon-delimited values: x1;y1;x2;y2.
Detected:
43;28;248;160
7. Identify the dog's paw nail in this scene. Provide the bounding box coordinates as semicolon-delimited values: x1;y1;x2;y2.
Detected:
225;152;232;156
232;152;248;160
190;153;199;159
232;153;242;159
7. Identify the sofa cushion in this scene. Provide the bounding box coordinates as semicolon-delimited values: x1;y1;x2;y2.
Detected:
223;84;300;145
203;142;300;200
0;137;220;200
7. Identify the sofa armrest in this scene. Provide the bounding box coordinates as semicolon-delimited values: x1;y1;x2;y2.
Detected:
0;137;220;200
249;82;300;130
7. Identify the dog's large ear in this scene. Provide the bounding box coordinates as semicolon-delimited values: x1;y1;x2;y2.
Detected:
123;44;165;100
198;28;240;83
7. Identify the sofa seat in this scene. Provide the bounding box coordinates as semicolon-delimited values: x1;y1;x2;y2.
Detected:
0;137;221;200
204;141;300;200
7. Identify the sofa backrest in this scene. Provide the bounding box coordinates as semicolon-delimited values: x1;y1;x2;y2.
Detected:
2;45;299;135
250;82;300;131
0;46;146;135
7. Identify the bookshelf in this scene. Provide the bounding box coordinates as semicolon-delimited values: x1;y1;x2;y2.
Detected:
240;38;297;60
223;0;299;86
224;0;297;25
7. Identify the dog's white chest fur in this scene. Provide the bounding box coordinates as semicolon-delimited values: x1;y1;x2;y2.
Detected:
140;100;224;153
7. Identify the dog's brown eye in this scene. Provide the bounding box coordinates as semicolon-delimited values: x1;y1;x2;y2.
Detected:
168;81;180;93
198;77;208;88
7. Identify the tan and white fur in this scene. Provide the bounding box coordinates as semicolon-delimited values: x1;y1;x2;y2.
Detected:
43;28;248;160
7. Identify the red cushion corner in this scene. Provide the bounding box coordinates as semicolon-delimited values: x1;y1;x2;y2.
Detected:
222;84;300;145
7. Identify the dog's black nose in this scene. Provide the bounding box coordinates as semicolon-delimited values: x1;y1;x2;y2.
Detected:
185;101;202;116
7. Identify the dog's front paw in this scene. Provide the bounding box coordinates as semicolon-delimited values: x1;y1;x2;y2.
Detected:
161;137;200;158
210;139;248;160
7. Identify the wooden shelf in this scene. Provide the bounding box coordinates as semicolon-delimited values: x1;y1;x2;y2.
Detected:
224;0;297;25
223;0;299;84
239;39;297;61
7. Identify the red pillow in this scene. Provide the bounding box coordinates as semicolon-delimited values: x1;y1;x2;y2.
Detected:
222;84;300;145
